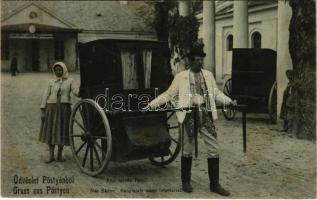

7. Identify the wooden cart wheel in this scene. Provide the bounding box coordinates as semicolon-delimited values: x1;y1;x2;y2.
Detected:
149;111;181;166
268;81;277;124
222;78;236;120
69;99;112;176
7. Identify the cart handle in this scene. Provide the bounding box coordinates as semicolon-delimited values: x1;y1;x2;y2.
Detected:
104;104;248;153
157;105;248;153
104;104;247;114
147;104;247;113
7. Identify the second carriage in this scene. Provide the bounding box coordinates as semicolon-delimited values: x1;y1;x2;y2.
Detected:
222;48;277;123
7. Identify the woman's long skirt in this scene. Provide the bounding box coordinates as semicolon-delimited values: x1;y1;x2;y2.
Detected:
39;102;71;146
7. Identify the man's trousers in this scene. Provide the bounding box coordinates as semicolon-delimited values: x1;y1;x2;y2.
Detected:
182;110;219;158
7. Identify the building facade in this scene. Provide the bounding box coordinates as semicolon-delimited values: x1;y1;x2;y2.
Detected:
1;1;156;72
197;1;278;83
2;1;293;117
196;1;293;117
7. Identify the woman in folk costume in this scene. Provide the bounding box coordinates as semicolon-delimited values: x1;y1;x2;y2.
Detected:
39;62;79;163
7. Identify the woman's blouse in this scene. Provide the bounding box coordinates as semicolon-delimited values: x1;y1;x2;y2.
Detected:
40;78;79;109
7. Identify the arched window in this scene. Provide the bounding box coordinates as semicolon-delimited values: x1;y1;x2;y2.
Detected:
226;34;233;51
251;32;261;49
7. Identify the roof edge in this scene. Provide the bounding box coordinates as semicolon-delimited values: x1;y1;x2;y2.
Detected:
1;2;78;29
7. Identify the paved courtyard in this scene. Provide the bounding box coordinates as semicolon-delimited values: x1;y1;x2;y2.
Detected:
1;72;316;198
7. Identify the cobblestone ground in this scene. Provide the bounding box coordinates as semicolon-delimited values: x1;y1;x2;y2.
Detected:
1;72;316;198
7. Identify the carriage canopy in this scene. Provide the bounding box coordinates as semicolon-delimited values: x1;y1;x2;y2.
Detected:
78;39;172;99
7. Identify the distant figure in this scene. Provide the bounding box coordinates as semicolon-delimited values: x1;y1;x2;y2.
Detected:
10;56;18;76
280;70;293;132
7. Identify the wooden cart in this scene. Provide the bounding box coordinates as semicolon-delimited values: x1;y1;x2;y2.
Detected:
69;39;180;176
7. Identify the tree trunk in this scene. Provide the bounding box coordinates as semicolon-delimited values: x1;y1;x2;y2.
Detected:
154;2;173;81
288;0;316;140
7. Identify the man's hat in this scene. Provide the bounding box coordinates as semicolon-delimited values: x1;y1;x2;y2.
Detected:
186;48;206;58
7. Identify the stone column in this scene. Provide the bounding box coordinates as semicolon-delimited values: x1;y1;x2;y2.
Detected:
179;1;190;17
203;0;215;75
233;1;248;48
277;1;293;117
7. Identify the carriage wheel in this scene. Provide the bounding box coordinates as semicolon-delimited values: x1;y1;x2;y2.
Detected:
268;81;277;124
149;111;181;166
69;99;112;176
222;78;236;120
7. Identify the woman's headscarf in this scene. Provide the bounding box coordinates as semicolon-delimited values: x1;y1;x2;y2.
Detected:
52;62;69;79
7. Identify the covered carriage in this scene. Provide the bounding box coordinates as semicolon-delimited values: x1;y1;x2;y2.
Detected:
69;39;180;176
222;48;277;123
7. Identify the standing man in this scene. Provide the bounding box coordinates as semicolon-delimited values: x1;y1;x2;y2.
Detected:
10;55;18;76
148;49;235;196
280;69;293;132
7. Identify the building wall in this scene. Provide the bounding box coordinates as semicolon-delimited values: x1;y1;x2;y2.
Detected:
39;39;51;71
1;38;15;71
198;5;278;86
1;33;77;72
276;2;293;117
1;38;31;72
63;34;77;72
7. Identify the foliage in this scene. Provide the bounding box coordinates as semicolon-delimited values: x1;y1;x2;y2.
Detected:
135;1;202;58
168;13;200;57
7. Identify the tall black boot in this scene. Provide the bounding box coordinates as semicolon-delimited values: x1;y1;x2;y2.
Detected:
181;156;193;193
208;157;230;196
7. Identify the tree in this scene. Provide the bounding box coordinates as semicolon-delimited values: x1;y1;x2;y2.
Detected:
288;0;316;140
135;1;202;74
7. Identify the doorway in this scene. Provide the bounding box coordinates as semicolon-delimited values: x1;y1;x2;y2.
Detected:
31;40;40;71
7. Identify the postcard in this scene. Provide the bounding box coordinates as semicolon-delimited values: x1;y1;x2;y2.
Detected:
1;0;316;198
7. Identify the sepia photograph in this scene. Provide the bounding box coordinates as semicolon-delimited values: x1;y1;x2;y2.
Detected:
1;0;316;198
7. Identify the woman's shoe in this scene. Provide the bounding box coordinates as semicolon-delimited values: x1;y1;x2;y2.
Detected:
45;145;55;163
45;157;55;164
57;156;66;162
57;145;66;162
